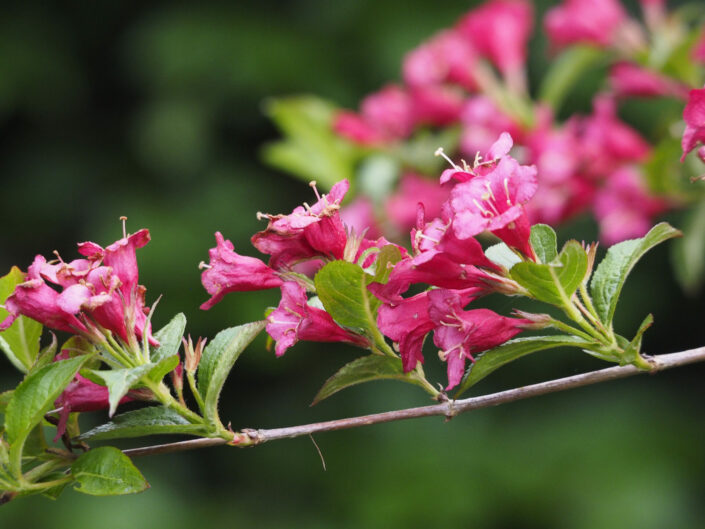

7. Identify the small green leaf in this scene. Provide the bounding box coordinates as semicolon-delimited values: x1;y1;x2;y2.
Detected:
485;242;522;270
530;224;558;264
148;354;180;383
312;355;408;405
198;321;265;425
591;223;681;325
72;447;148;496
83;365;154;417
0;267;43;373
621;314;654;365
511;240;588;306
151;313;186;364
33;333;57;371
5;356;88;446
455;335;592;397
78;407;204;441
315;261;376;333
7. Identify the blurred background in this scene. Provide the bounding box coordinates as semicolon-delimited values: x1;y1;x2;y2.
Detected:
1;1;704;527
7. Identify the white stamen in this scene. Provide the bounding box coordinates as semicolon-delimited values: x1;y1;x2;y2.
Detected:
309;180;322;201
503;178;512;205
434;147;461;170
120;216;128;238
198;261;211;270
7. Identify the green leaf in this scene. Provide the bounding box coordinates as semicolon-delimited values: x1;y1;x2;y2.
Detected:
538;46;605;111
530;224;558;264
0;391;13;415
0;267;43;373
672;201;705;293
312;355;408;405
148;354;180;383
151;313;186;364
511;241;588;306
78;407;204;441
454;335;592;397
621;314;654;365
591;223;681;325
262;96;359;189
5;356;88;446
83;364;154;417
315;260;376;333
33;333;57;371
198;321;265;425
485;242;522;270
71;447;148;496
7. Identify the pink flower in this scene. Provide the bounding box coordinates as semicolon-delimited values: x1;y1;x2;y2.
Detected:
681;87;705;163
403;29;478;91
339;197;382;240
252;180;349;269
459;96;522;159
2;229;155;346
266;282;369;357
594;166;666;245
441;131;515;185
200;232;284;310
579;96;651;179
427;289;528;390
409;85;465;126
385;173;451;233
449;139;538;259
333;111;386;146
544;0;626;49
456;0;533;76
360;84;415;140
610;62;689;100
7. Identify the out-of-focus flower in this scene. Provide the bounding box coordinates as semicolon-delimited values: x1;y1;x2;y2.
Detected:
544;0;626;49
681;87;705;163
459;96;522;159
266;282;369;357
385;173;451;232
610;62;689;100
200;232;283;310
594;166;666;245
339;197;382;240
410;85;465;126
456;0;533;77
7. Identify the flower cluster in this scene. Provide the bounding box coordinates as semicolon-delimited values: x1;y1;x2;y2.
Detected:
319;0;702;246
203;133;543;390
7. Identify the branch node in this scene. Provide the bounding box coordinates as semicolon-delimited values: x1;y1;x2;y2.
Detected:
444;400;458;422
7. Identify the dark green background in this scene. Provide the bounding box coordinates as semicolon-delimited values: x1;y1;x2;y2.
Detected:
1;1;704;527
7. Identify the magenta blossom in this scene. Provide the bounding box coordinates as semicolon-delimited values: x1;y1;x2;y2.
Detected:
427;289;529;390
385;173;451;233
459;97;522;160
681;87;705;163
2;229;155;346
449;139;538;259
403;29;478;91
360;84;415;141
252;180;349;268
594;166;666;245
456;0;533;78
409;85;465;126
544;0;626;49
339;197;382;240
266;282;369;357
200;232;284;310
610;62;688;100
333;111;387;146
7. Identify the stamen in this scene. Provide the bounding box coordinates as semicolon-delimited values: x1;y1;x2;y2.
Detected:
472;198;493;217
503;178;512;205
256;211;268;221
434;147;461;170
302;202;312;213
417;232;441;244
198;261;211;270
484;181;496;201
309;180;322;201
120;216;128;238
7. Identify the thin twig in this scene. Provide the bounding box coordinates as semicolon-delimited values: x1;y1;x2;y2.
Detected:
121;347;705;458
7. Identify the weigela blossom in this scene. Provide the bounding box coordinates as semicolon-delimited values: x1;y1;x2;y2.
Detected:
456;0;533;77
1;229;155;346
459;96;522;160
251;179;349;269
427;289;529;389
610;62;688;100
594;166;667;245
266;282;369;357
385;173;451;233
544;0;626;49
200;232;284;311
681;87;705;163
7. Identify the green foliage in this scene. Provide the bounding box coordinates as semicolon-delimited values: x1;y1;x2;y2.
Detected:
262;96;360;190
312;355;408;405
78;407;205;441
71;447;148;496
511;240;588;306
454;335;592;397
672;201;705;293
83;365;155;417
538;46;606;112
0;267;43;374
530;224;558;264
591;223;682;325
197;321;265;427
150;313;186;364
485;242;522;270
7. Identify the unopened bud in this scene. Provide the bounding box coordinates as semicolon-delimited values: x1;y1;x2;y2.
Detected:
513;310;553;330
183;335;206;373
